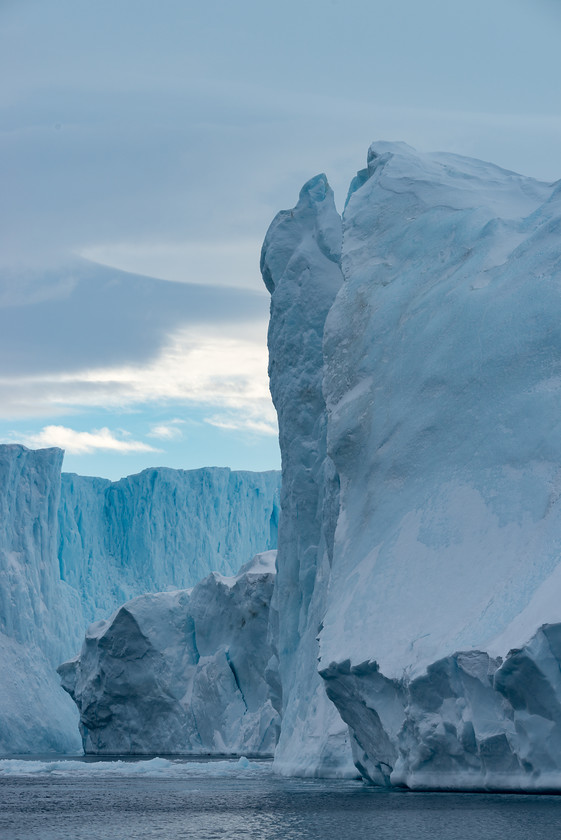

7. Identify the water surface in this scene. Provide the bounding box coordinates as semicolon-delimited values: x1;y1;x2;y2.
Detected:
1;757;560;839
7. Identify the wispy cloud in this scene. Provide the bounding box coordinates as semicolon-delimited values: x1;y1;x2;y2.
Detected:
204;413;277;437
147;419;185;440
0;324;278;437
13;425;161;455
79;239;266;292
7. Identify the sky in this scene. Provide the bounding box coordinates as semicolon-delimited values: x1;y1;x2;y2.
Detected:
1;0;560;479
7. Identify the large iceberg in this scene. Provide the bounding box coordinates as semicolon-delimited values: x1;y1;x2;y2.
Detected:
263;142;561;788
58;552;279;756
0;445;280;754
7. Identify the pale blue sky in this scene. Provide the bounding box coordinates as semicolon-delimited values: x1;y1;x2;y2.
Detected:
1;0;560;478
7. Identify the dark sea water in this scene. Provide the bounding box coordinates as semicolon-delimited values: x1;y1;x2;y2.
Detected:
1;758;561;840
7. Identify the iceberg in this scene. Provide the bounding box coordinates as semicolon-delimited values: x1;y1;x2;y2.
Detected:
59;552;279;756
263;142;561;788
5;140;561;787
318;143;561;788
0;445;280;754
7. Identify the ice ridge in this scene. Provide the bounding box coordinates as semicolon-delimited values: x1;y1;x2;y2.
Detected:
261;174;355;777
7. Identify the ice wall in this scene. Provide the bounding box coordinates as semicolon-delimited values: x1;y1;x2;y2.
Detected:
59;467;280;623
0;445;280;754
261;175;355;776
0;446;82;753
317;142;561;788
59;552;279;756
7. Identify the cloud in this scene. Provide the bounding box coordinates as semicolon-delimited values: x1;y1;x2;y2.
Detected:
0;323;278;437
204;413;277;437
13;425;161;455
147;419;185;440
0;260;268;377
79;239;265;291
2;0;561;285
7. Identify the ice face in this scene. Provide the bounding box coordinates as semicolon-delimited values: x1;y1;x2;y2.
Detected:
58;552;280;756
321;142;560;674
58;466;281;624
0;445;280;755
261;175;355;777
0;446;82;754
316;142;561;788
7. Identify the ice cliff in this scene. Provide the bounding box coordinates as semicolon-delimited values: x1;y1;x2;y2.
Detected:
0;445;280;754
59;551;279;756
0;446;82;753
263;142;561;789
261;174;355;776
59;466;280;624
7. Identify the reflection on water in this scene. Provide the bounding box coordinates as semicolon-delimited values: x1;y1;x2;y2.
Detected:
1;760;561;840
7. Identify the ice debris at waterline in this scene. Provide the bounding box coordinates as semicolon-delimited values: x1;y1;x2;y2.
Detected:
59;552;280;756
321;622;561;791
0;756;267;777
261;141;561;788
0;444;280;755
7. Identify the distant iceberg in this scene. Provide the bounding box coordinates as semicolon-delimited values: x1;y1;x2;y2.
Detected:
0;445;280;754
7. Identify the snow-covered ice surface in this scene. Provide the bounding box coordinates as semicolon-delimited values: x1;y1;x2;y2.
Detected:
314;142;561;788
0;445;280;755
59;552;280;756
261;175;355;776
